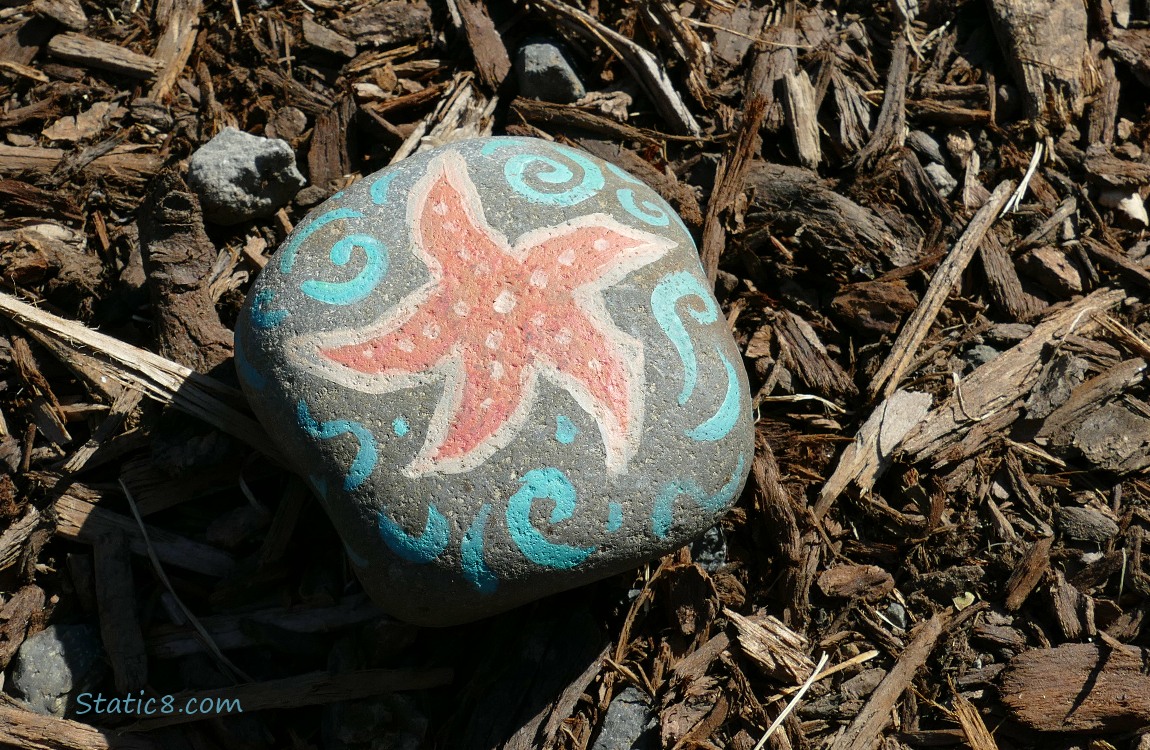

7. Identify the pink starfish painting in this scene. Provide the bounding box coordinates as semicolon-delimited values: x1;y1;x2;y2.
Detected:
294;151;673;477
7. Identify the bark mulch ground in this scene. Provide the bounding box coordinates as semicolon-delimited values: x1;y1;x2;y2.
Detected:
2;0;1150;748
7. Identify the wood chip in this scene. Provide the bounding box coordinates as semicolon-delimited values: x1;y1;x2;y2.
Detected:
47;32;162;79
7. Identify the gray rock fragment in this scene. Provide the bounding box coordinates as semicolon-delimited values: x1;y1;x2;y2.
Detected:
591;687;658;750
12;624;106;717
924;162;958;196
515;41;585;103
187;127;306;225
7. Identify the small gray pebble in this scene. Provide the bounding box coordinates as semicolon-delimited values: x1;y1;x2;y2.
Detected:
591;687;658;750
187;127;306;225
883;601;908;630
12;624;106;717
924;162;958;197
690;525;727;574
515;41;586;104
963;344;1000;368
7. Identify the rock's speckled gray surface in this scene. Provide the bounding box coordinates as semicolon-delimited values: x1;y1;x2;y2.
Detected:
188;127;306;225
515;42;586;103
236;137;753;626
12;624;106;716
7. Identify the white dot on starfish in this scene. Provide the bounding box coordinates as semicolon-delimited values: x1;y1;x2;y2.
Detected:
485;331;503;349
433;200;448;215
454;301;470;317
530;270;549;288
531;312;547;327
444;221;461;234
558;248;576;265
494;290;517;313
480;398;494;411
423;323;440;339
360;347;376;359
556;328;573;344
397;338;415;352
490;361;504;380
589;359;602;372
594;239;610;251
475;262;490;276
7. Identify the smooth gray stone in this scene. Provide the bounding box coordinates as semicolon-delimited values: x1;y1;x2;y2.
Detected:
591;687;658;750
515;41;586;103
906;130;946;165
236;137;754;626
12;624;105;717
187;127;305;225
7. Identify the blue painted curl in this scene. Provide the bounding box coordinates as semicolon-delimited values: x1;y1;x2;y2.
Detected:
461;504;499;593
651;454;747;539
295;400;377;491
506;468;596;569
378;505;450;563
651;271;721;405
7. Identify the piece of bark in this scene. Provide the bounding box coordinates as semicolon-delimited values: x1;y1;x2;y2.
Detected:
0;16;57;67
94;529;148;693
1003;536;1053;611
148;0;202;101
782;69;820;169
53;490;235;577
0;702;162;750
700;93;766;284
60;387;142;474
899;289;1125;466
454;0;510;89
513;98;670;145
987;0;1090;124
818;564;895;601
744;162;917;271
0;584;46;669
32;0;87;30
0;143;161;179
302;15;356;58
0;506;42;572
999;643;1150;732
854;35;908;169
831;279;919;337
979;228;1044;320
1036;358;1146;444
1045;568;1092;641
773;308;856;399
869;180;1015;400
308;97;354;189
329;0;433;47
724;608;814;683
47;32;162;78
136;171;233;373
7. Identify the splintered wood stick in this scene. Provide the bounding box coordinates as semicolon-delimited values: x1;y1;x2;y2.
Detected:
54;492;236;578
47;32;163;78
0;702;161;750
869;180;1015;401
0;292;276;460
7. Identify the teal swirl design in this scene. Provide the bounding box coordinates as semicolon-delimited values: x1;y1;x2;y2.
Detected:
461;503;498;592
506;468;596;569
686;347;742;442
249;288;288;329
651;454;746;539
651;271;721;405
617;188;671;227
484;141;605;206
378;505;450;563
296;400;377;491
370;172;397;205
299;233;388;305
278;208;389;306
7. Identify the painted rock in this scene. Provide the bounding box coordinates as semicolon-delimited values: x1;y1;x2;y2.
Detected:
236;137;754;626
